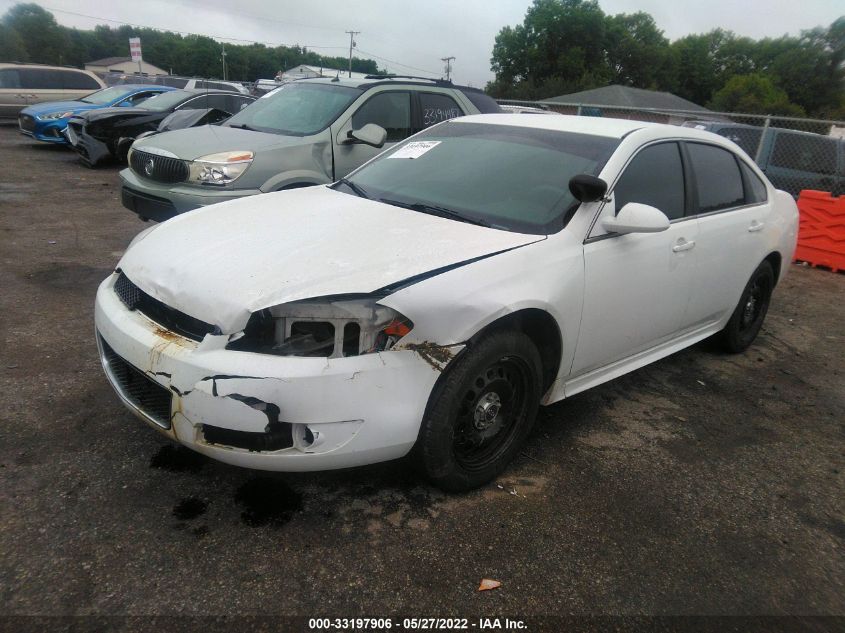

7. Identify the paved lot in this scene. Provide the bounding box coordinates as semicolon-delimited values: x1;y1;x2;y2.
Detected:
1;124;843;622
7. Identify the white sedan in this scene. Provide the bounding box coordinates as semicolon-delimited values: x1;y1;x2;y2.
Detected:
95;114;798;491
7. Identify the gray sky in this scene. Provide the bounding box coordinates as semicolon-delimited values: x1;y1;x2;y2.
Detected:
1;0;842;86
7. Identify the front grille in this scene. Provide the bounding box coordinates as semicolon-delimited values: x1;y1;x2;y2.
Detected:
18;114;35;132
100;336;173;429
130;149;189;184
114;271;219;341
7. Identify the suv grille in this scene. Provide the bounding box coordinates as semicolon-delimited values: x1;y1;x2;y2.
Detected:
99;336;173;429
114;271;219;341
130;149;189;184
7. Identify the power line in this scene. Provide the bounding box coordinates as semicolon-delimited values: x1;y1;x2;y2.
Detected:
354;48;440;77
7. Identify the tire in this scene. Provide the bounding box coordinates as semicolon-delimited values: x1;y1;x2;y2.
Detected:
719;260;774;353
414;330;543;491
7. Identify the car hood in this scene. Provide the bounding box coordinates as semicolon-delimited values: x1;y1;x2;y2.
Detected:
75;106;155;123
132;124;300;160
23;100;96;117
118;186;545;333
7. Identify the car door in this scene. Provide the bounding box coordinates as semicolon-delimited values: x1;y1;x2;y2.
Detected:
571;141;699;376
332;89;412;179
683;142;773;327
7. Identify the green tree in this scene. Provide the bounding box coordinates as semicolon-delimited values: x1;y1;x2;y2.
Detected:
604;12;674;90
489;0;609;98
709;73;805;115
0;23;28;61
1;3;68;64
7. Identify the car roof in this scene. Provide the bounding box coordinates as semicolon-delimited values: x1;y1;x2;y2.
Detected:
296;75;481;92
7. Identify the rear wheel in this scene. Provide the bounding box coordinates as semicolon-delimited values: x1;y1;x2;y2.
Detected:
719;260;774;353
414;330;542;491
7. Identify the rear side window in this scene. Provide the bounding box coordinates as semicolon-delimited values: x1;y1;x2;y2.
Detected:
687;143;745;213
460;89;501;113
62;71;100;90
770;132;837;175
419;93;463;129
0;69;21;88
739;162;768;203
352;91;411;142
613;142;685;220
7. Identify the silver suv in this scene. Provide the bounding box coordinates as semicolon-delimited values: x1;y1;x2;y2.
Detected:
119;76;501;221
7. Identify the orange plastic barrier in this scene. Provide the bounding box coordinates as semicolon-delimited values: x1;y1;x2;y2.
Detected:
794;190;845;273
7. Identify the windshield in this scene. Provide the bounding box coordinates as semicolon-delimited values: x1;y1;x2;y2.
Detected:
139;90;193;111
341;121;620;235
225;82;360;136
81;86;141;105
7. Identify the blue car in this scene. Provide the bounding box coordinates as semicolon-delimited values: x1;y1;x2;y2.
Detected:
18;84;176;144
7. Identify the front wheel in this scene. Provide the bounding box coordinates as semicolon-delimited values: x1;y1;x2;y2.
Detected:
718;260;775;353
414;330;543;491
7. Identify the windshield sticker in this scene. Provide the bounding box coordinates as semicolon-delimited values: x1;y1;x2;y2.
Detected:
389;141;441;159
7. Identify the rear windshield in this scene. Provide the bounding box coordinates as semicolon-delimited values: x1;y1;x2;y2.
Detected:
224;82;361;136
342;121;619;235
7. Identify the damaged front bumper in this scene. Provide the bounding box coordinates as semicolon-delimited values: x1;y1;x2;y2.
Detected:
95;273;461;471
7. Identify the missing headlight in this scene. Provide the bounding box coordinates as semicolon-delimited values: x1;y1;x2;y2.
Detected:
226;297;412;358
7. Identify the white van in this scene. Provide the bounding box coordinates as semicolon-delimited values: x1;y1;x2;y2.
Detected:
0;63;105;117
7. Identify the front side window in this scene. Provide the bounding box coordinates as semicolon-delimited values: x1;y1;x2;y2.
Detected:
225;82;361;136
687;143;744;213
613;142;685;220
340;121;619;235
351;92;411;142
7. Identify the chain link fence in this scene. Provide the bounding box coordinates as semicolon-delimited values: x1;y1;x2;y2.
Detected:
497;99;845;198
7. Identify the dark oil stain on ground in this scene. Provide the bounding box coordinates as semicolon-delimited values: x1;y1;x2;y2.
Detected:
149;445;206;473
27;263;112;291
235;477;303;527
173;497;208;520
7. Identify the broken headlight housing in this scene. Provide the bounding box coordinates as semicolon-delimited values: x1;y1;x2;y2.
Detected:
227;297;413;358
188;151;253;185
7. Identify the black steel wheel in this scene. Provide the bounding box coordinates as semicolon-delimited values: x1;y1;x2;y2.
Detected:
719;260;775;353
413;330;542;491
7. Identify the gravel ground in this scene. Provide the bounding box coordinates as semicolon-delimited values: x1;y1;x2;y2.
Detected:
1;124;843;629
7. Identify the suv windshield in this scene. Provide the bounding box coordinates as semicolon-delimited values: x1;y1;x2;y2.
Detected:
139;90;192;111
80;86;139;105
341;121;619;235
225;82;361;136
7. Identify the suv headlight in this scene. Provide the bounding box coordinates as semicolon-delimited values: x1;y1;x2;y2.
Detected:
227;297;413;358
188;151;254;185
39;111;74;120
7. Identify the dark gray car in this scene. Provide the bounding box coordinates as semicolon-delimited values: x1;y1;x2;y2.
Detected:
119;76;501;221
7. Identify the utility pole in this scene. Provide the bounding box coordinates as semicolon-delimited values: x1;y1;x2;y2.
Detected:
221;43;227;80
345;30;359;78
441;56;455;81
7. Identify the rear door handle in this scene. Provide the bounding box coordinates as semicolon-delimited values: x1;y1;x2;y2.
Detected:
748;220;765;232
672;238;696;252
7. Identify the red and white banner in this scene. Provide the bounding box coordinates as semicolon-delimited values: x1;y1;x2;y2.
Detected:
129;38;142;62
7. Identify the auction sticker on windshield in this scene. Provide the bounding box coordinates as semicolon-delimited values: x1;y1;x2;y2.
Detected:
389;141;441;159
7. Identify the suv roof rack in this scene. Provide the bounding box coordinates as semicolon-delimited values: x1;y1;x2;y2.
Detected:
364;74;452;85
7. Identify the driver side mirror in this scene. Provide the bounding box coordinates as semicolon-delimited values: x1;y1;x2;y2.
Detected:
602;202;670;235
345;123;387;148
569;174;607;203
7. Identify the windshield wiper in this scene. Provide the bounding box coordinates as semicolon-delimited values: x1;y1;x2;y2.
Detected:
335;178;370;199
379;198;491;227
228;123;256;131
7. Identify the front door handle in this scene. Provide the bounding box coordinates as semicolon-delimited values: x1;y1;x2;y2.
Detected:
748;220;765;232
672;238;696;253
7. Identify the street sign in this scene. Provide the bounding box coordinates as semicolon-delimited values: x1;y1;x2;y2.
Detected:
129;38;142;62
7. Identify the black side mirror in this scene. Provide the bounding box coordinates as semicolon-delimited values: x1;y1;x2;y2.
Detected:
569;174;608;203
